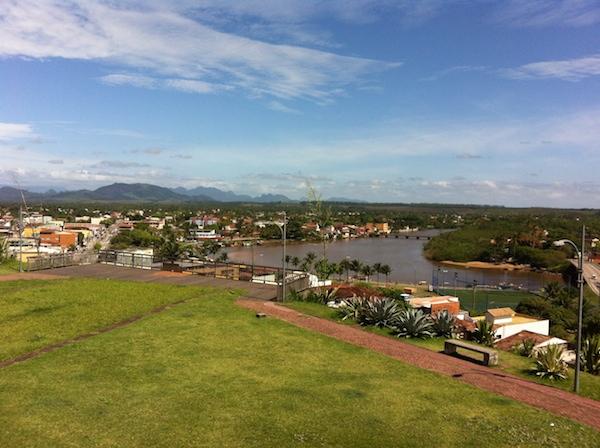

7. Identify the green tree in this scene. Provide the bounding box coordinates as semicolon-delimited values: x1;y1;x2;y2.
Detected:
380;264;392;283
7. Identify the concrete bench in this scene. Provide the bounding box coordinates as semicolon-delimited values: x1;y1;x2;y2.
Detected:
444;339;498;366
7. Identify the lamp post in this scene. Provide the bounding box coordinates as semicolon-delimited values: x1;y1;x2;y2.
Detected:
275;211;287;302
18;205;23;273
554;225;585;394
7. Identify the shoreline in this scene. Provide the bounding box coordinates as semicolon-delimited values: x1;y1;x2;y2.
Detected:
438;260;529;271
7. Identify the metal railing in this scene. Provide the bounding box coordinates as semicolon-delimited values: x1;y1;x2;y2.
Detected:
27;252;98;271
98;250;156;269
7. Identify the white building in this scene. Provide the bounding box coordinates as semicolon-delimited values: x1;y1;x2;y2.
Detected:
484;307;550;340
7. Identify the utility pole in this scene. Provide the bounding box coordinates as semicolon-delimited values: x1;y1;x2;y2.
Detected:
18;205;23;273
282;211;287;302
553;226;586;394
575;226;585;394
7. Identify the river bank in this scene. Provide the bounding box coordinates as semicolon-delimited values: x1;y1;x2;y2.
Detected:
438;260;530;271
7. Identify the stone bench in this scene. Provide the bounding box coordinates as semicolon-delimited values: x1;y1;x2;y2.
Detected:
444;339;498;366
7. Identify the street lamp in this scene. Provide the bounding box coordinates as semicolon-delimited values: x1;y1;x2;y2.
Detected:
274;211;287;302
553;225;585;394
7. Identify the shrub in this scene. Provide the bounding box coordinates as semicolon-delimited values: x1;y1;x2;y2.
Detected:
431;310;457;338
472;319;497;347
532;345;568;381
512;338;536;357
337;296;368;321
581;335;600;375
392;308;434;339
301;287;339;304
358;298;401;328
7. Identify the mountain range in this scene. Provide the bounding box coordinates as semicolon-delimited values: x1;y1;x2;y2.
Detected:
0;183;297;204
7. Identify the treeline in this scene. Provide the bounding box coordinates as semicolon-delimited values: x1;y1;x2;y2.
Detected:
517;282;600;340
424;214;600;272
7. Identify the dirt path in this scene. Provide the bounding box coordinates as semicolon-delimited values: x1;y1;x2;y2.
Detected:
0;299;189;370
237;299;600;431
0;272;69;281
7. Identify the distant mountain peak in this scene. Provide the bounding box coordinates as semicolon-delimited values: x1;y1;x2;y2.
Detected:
0;182;295;204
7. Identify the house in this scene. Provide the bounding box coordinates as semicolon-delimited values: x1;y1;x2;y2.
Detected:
39;230;77;249
118;221;134;232
190;215;219;229
142;217;165;230
191;229;220;240
484;307;550;340
495;330;568;353
366;222;390;234
408;295;461;315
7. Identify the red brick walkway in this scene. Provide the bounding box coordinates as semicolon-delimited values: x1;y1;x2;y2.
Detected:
238;299;600;431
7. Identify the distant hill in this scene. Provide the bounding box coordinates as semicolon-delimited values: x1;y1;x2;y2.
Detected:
0;186;42;202
173;186;294;203
326;197;368;203
0;183;293;204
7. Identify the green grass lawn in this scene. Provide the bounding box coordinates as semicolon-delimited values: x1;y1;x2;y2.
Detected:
0;259;20;275
284;301;600;402
0;281;598;446
0;278;231;361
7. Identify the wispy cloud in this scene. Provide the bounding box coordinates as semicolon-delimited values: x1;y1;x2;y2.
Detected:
0;122;34;140
48;159;64;165
267;100;301;114
492;0;600;27
422;65;488;82
170;154;193;160
100;74;231;94
503;54;600;81
0;1;398;102
456;152;483;160
131;148;163;155
89;160;151;169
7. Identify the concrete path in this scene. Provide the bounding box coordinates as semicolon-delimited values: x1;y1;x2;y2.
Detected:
238;298;600;431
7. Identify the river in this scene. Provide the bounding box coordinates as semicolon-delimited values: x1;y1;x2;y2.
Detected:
226;230;559;291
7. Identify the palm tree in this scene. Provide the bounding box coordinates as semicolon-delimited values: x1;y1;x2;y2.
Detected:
339;258;351;282
373;262;382;282
291;256;300;269
380;264;391;283
303;251;317;273
361;264;374;282
349;259;362;278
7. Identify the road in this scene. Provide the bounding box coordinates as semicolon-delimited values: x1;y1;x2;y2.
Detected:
583;261;600;296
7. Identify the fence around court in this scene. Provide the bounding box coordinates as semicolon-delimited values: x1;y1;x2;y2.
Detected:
27;252;98;272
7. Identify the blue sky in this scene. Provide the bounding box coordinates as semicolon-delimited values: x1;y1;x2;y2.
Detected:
1;0;599;207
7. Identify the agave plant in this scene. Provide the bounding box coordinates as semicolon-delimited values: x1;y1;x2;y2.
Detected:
532;344;568;381
337;296;368;321
392;308;434;338
431;310;456;338
472;319;497;347
358;297;401;328
513;338;536;358
581;335;600;375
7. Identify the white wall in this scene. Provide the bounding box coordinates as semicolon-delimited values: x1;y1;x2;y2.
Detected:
494;320;549;339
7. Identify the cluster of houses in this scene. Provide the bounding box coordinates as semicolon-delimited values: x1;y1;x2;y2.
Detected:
404;293;569;358
1;211;110;261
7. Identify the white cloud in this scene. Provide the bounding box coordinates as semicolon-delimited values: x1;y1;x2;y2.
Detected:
0;122;34;140
267;100;301;114
503;54;600;81
100;73;156;89
0;1;398;102
492;0;600;27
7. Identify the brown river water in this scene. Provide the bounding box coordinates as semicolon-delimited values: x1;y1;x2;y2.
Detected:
226;230;560;291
